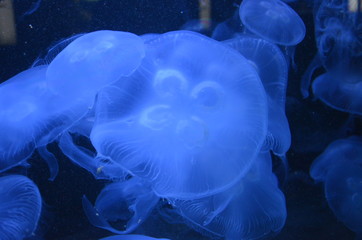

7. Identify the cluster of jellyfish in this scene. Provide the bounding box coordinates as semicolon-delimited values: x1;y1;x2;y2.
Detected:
0;0;361;239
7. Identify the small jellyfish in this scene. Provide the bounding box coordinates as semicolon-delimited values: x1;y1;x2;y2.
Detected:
312;71;362;115
46;30;146;102
90;30;268;199
239;0;306;46
300;0;362;98
314;0;362;72
0;175;42;240
170;151;287;240
310;136;362;236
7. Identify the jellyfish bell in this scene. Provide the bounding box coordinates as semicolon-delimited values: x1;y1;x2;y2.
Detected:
46;30;145;101
239;0;306;46
310;137;362;236
312;70;362;115
91;30;268;199
0;66;75;174
0;65;94;179
0;175;42;240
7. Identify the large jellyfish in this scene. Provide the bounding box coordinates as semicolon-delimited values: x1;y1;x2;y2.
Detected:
0;175;42;240
225;35;291;155
239;0;306;46
169;151;286;240
90;30;268;199
310;137;362;238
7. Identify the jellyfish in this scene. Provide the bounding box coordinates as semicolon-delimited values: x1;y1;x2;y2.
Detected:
0;175;42;240
169;151;286;240
314;0;362;72
312;71;362;115
310;136;362;237
225;35;291;156
82;177;159;234
0;30;146;179
300;0;362;98
46;30;145;102
0;66;79;178
100;235;170;240
239;0;306;46
90;30;268;199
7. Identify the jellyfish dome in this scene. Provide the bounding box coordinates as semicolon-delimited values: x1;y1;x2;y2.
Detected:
312;71;362;115
0;66;83;175
239;0;306;46
91;30;268;199
0;175;42;240
225;35;291;155
310;137;362;235
46;30;145;101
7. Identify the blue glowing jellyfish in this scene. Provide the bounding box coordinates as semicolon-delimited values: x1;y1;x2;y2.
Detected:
100;235;170;240
46;30;145;102
90;30;268;199
0;175;42;240
0;30;146;179
225;35;291;155
170;151;286;240
312;71;362;115
83;177;159;234
239;0;306;46
300;0;362;98
310;137;362;237
314;0;362;71
0;66;78;178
